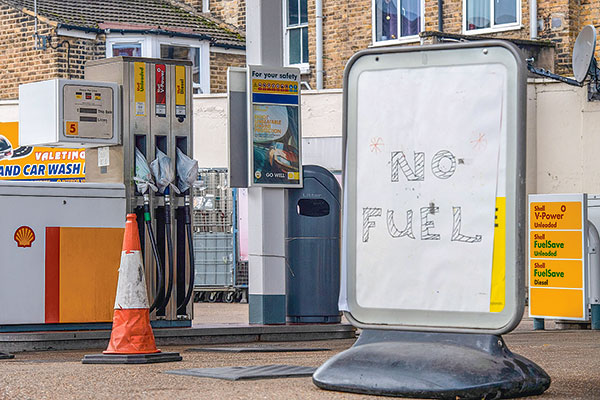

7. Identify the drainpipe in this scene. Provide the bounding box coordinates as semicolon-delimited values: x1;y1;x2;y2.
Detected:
437;0;443;32
530;0;538;39
34;0;39;48
316;0;323;90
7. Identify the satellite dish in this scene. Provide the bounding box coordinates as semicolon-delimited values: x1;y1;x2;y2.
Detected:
572;25;597;83
528;24;600;100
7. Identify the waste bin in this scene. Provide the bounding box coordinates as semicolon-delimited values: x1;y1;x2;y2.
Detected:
286;165;341;323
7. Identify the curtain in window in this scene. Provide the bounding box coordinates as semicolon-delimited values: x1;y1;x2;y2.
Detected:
112;43;141;57
375;0;398;41
466;0;490;30
400;0;420;36
494;0;517;24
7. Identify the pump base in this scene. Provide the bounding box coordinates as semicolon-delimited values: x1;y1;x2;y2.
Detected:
313;329;550;399
82;352;182;364
0;352;14;359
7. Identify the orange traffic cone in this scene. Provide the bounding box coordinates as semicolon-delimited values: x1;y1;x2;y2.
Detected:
82;214;181;364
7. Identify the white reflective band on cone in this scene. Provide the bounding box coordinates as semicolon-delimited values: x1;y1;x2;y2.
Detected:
114;250;150;309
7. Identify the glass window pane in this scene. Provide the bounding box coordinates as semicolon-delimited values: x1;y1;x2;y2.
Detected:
494;0;517;25
300;0;308;23
112;43;141;57
374;0;398;41
160;45;200;87
288;0;299;25
160;44;192;60
466;0;490;30
289;28;301;64
302;27;309;63
400;0;420;36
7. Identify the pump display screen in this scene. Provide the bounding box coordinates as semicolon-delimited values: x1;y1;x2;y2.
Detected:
62;85;114;139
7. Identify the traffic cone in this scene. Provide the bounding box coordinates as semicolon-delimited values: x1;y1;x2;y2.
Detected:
82;214;181;364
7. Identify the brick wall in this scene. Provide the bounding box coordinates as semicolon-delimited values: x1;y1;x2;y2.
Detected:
208;0;246;31
0;6;106;100
215;0;592;86
210;51;246;93
63;37;106;81
180;0;203;9
0;6;59;100
302;0;372;89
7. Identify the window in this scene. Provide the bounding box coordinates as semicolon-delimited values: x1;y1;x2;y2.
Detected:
373;0;422;43
285;0;308;66
105;35;210;94
111;43;142;57
465;0;518;32
160;44;204;94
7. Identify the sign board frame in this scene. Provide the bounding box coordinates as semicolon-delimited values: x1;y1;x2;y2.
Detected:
227;67;249;188
528;193;588;321
340;41;526;334
247;65;303;188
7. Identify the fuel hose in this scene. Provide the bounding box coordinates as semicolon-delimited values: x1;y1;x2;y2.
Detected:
178;194;195;313
160;191;175;311
144;197;164;313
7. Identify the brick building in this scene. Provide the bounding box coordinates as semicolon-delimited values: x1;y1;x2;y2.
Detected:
0;0;246;99
195;0;598;90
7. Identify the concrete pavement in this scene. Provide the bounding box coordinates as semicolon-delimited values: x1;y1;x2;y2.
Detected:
0;304;599;399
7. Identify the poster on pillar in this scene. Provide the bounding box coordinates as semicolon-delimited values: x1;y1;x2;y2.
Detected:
340;42;526;333
247;65;302;188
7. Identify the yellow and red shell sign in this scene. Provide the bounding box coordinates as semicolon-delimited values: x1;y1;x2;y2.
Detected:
14;226;35;248
0;122;85;181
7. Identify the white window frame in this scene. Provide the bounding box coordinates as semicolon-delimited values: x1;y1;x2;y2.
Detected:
155;37;211;95
105;35;150;58
283;0;310;73
105;34;211;94
462;0;521;35
371;0;425;46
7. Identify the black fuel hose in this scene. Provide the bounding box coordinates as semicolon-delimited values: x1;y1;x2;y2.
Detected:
178;196;195;312
144;203;164;313
160;194;175;311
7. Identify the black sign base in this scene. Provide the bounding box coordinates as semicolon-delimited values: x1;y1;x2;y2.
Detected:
0;352;14;359
82;352;182;364
313;329;550;399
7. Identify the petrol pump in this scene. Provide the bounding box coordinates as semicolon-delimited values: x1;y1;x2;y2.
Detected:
84;57;197;325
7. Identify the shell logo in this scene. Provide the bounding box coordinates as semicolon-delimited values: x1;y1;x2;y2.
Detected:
14;226;35;248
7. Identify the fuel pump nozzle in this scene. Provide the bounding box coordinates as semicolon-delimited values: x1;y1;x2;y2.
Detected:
134;149;163;313
150;149;180;312
175;148;199;315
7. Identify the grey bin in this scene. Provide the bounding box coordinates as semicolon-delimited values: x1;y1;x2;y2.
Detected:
286;165;341;323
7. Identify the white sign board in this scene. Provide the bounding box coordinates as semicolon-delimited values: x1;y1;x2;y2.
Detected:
341;42;526;333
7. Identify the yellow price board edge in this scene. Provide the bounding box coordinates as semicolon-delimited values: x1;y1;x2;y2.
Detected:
527;193;588;321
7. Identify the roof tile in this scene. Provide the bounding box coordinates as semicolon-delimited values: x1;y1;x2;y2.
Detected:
1;0;245;48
